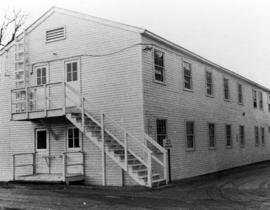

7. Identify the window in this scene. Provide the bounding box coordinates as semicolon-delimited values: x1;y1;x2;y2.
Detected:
225;124;232;147
268;94;270;112
261;127;265;146
36;67;47;85
46;26;66;42
208;123;215;148
186;121;195;149
154;50;165;82
259;91;263;110
183;61;192;90
239;125;245;147
238;84;243;104
156;119;167;146
252;89;257;108
206;71;213;96
223;78;230;100
68;128;80;149
36;130;47;150
66;61;78;82
255;126;259;146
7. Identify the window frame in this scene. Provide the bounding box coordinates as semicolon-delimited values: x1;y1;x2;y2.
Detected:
34;64;48;86
208;123;216;149
205;70;214;97
225;124;232;148
35;128;48;151
239;125;245;147
153;49;165;84
183;60;193;91
185;120;195;151
156;118;167;147
237;83;243;105
252;89;257;108
223;77;230;101
255;126;259;146
67;127;81;151
65;59;79;83
261;126;265;146
268;94;270;112
258;91;263;110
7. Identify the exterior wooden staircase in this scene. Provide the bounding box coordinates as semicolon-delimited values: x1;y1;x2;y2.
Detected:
65;84;168;187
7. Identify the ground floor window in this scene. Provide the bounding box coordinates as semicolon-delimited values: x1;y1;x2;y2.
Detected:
186;121;195;150
225;124;232;147
255;126;259;146
261;127;265;146
208;123;215;148
36;129;47;150
156;119;167;146
239;125;245;147
68;128;80;149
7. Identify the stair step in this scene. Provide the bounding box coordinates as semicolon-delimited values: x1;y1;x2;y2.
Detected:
133;168;148;175
119;154;133;160
129;163;146;170
140;173;160;180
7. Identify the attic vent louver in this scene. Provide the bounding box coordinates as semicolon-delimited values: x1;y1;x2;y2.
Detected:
46;26;66;42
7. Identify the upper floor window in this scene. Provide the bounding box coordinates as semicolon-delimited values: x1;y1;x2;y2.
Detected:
66;61;78;82
186;121;195;150
239;125;245;147
238;84;243;104
255;126;259;146
208;123;215;148
36;66;47;85
154;50;165;82
252;89;257;108
223;78;230;100
259;91;263;110
225;124;232;147
46;26;66;43
183;61;192;90
268;94;270;112
156;119;167;146
206;71;213;96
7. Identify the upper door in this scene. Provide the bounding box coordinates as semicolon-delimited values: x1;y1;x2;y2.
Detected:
65;59;80;107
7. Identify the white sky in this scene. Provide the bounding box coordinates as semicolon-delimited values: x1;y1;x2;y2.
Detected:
2;0;270;87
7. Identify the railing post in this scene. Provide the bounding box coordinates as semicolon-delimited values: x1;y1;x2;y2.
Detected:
62;153;67;182
33;152;36;175
81;97;85;132
164;150;168;184
101;112;106;186
124;132;128;171
44;84;47;117
12;155;16;181
147;151;152;188
63;82;66;115
25;87;29;118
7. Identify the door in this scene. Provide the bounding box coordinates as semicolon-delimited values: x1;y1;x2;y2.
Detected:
35;129;49;174
66;127;83;174
30;65;48;111
65;60;80;107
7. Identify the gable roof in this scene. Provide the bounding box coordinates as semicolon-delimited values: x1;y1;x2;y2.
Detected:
0;6;269;92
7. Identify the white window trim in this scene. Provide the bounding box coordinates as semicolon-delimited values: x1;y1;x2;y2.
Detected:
223;77;230;101
35;128;48;151
182;59;193;91
225;124;233;149
66;127;82;151
208;122;216;149
205;69;214;97
34;64;49;86
153;49;166;84
64;58;80;83
185;120;195;151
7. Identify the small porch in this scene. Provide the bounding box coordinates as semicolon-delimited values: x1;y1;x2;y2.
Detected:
12;151;85;184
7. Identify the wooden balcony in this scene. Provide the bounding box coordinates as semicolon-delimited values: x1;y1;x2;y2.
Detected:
10;82;79;121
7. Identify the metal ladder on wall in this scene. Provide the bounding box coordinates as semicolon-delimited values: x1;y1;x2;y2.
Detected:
14;31;30;113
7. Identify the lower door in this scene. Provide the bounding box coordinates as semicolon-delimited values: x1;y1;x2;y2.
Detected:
35;129;49;174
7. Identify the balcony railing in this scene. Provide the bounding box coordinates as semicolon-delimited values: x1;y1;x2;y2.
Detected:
11;82;68;120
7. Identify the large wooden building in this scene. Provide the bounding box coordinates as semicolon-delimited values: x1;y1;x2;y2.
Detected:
0;7;269;187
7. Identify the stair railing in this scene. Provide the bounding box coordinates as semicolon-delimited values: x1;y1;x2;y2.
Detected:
64;82;166;187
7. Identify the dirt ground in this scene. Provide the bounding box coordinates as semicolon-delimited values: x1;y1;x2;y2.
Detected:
2;161;270;210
